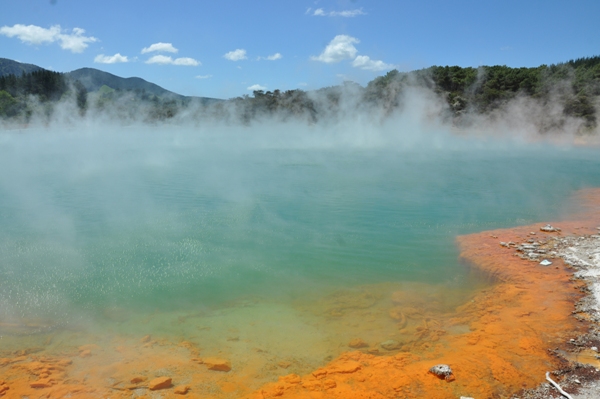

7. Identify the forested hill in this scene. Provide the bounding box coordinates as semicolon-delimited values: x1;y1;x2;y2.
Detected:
0;59;181;98
0;59;220;121
0;59;220;102
66;68;183;99
0;58;43;77
364;56;600;126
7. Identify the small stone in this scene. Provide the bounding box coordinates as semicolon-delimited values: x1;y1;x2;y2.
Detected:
540;224;561;232
141;335;152;343
540;259;552;266
380;340;401;351
30;379;53;388
592;347;598;352
429;364;454;381
203;357;231;372
148;376;172;390
278;361;292;369
130;376;147;384
174;385;190;395
329;361;361;374
348;338;369;349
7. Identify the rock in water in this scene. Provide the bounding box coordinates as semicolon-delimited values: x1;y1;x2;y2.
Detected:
148;376;172;390
203;357;232;372
429;364;454;381
174;385;190;395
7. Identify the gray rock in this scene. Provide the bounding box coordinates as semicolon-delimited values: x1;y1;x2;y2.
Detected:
429;364;454;380
540;224;561;232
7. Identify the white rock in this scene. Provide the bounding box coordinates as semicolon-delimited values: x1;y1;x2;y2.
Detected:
429;364;453;380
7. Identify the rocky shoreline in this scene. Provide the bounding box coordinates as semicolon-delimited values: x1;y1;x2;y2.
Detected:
512;229;600;399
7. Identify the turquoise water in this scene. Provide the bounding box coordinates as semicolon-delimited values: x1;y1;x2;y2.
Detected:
1;127;600;326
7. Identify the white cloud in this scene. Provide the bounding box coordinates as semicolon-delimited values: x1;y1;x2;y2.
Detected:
334;9;366;17
266;52;282;61
0;24;59;44
58;27;98;53
145;55;200;66
195;74;212;79
311;35;359;63
141;42;178;54
258;52;282;61
247;84;267;91
312;8;366;17
0;24;97;53
172;57;200;66
351;55;395;71
224;49;247;61
94;53;129;64
146;55;175;64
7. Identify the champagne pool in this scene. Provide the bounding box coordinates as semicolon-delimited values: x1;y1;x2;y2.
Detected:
1;126;600;396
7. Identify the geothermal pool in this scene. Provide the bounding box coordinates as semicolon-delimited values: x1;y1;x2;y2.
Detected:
1;127;600;397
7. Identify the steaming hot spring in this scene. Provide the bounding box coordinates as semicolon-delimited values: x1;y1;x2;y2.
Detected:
1;125;600;398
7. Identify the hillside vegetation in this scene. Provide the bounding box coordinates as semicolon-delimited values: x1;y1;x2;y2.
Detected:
364;56;600;127
0;56;599;134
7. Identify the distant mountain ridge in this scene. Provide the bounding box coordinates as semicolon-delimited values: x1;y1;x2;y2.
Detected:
66;67;182;98
0;58;43;76
0;58;220;103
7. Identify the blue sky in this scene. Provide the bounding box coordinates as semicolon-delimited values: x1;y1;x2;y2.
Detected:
1;0;599;99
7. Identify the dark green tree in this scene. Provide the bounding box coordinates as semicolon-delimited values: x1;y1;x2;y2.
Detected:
74;80;87;116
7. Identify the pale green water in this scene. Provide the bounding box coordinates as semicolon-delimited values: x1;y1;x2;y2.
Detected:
1;127;600;329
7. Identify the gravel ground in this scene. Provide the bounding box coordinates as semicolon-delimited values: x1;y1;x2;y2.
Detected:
511;231;600;399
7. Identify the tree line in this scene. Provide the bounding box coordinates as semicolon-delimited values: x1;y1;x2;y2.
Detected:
364;56;600;128
0;70;183;122
1;56;599;132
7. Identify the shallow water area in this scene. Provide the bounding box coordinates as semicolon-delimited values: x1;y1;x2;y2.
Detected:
2;126;600;397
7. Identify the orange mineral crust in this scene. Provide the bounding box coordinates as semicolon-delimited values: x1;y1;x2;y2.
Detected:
246;191;600;399
1;189;599;399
